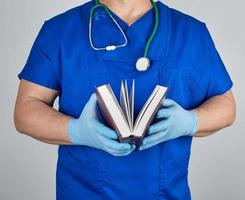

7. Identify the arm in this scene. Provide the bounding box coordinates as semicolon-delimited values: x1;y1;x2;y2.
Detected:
14;80;135;156
193;90;236;137
139;89;236;150
14;80;72;145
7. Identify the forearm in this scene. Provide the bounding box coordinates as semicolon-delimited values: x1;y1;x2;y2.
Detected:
14;97;72;145
193;92;236;137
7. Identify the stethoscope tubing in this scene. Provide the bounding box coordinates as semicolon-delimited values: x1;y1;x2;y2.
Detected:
89;2;128;51
89;0;159;71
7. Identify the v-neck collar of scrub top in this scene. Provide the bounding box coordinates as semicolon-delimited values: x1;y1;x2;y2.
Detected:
82;0;171;64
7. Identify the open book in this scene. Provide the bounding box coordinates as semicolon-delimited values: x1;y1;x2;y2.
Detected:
96;80;168;144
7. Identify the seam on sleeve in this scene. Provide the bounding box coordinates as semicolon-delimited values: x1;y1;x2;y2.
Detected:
202;23;213;99
44;20;62;92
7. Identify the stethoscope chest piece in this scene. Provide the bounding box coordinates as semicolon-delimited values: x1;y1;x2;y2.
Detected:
136;57;150;72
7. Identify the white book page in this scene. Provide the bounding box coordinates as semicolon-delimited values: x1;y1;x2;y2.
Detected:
133;86;160;130
98;85;132;138
120;81;132;131
120;81;129;125
124;80;133;131
133;86;168;137
130;79;135;130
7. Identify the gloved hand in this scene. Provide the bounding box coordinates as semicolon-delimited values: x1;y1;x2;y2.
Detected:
68;93;136;156
139;98;198;151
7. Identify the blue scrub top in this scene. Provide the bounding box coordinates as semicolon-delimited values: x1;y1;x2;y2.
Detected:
19;0;233;199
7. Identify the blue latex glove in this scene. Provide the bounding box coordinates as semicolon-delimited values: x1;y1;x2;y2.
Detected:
68;93;136;156
139;98;198;151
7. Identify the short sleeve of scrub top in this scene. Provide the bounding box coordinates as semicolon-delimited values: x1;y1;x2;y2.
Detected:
201;24;233;98
18;20;61;91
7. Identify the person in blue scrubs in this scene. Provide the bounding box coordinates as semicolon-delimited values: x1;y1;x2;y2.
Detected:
14;0;236;199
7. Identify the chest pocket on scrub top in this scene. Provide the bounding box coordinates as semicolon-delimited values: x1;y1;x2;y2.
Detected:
159;58;200;108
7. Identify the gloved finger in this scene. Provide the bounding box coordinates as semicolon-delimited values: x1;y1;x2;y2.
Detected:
98;134;133;152
117;146;136;156
162;98;176;108
91;119;118;139
85;93;97;112
139;135;168;151
139;129;169;150
156;107;173;119
103;144;135;156
148;119;170;135
104;144;136;157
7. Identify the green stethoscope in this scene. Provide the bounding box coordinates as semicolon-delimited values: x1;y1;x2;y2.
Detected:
89;0;159;72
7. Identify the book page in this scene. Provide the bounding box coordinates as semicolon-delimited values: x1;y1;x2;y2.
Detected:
134;86;160;130
120;81;133;131
120;81;128;125
130;79;135;130
97;85;132;138
133;86;168;137
124;80;133;131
